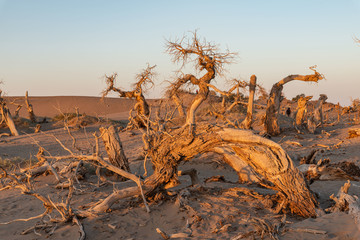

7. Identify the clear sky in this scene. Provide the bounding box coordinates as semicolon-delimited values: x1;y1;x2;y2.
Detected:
0;0;359;105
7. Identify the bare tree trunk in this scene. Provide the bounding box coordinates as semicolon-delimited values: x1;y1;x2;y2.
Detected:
0;104;19;136
25;91;36;123
313;94;327;125
0;92;19;136
100;125;130;180
307;94;327;133
240;75;257;129
295;96;312;128
264;71;323;136
171;94;185;117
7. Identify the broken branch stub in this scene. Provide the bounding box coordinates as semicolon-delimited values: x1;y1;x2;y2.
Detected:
25;91;36;123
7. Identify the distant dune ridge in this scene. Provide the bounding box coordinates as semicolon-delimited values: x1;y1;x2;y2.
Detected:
4;96;159;120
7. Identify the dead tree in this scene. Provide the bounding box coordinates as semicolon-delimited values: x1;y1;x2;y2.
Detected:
166;31;236;128
13;104;22;119
100;125;130;180
141;124;318;217
102;65;155;128
24;91;36;123
0;90;19;136
307;94;328;133
264;66;324;136
295;95;312;128
240;75;257;129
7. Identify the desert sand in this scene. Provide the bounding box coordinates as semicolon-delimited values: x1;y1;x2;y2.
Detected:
0;95;360;240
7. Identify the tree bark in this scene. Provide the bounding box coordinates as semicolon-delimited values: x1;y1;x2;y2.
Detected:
100;125;130;180
240;75;257;129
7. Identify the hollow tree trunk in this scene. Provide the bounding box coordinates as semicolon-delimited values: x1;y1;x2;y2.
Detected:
240;75;257;129
145;124;318;217
100;125;130;180
264;72;323;136
25;91;36;123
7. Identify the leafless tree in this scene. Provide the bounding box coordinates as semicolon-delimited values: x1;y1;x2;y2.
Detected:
166;31;237;128
264;66;324;136
102;64;156;128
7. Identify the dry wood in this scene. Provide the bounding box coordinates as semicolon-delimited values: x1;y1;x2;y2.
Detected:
295;95;312;128
102;65;155;128
14;104;22;119
264;66;323;136
166;31;236;127
240;75;257;129
144;124;318;217
0;91;19;136
24;91;36;123
308;94;328;133
100;125;130;180
327;180;360;231
348;128;360;138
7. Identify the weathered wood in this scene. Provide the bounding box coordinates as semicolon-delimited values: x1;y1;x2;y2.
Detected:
100;125;130;180
240;75;257;129
0;91;19;136
327;181;360;231
308;94;327;133
295;95;312;128
145;124;318;217
264;67;323;136
24;91;36;123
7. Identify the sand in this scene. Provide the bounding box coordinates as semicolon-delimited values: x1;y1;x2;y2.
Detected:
0;96;360;239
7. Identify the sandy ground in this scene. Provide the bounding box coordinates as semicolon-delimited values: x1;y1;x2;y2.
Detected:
1;96;360;239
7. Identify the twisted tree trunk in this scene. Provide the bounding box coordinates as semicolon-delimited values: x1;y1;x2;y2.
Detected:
145;124;318;217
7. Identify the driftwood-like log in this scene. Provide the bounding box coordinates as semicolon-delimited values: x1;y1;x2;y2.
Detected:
264;67;323;136
100;125;130;180
25;91;36;123
240;75;257;129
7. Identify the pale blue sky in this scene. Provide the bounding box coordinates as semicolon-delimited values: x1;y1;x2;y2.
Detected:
0;0;359;105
